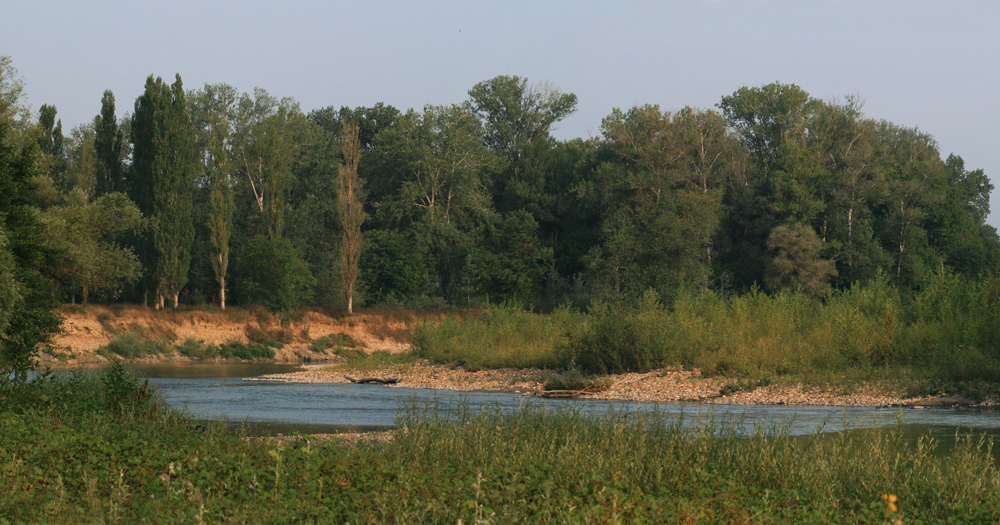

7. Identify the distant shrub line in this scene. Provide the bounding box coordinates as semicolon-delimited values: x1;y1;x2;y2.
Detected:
415;270;1000;387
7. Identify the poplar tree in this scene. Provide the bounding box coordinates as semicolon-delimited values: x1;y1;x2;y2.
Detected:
94;90;125;196
190;84;237;310
130;74;196;309
337;119;365;313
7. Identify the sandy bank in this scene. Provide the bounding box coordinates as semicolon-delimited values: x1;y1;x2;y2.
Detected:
246;362;979;408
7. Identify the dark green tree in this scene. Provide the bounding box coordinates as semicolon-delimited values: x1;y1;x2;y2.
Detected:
231;235;316;311
94;90;125;197
465;75;577;212
130;74;197;309
585;105;731;301
0;119;61;380
764;224;837;298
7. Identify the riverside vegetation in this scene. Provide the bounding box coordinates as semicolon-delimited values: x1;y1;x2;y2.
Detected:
412;269;1000;400
1;366;998;523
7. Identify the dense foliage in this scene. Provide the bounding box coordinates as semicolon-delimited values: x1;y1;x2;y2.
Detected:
2;53;993;313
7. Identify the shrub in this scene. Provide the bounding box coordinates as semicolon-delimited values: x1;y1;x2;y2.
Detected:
413;304;577;370
99;330;169;359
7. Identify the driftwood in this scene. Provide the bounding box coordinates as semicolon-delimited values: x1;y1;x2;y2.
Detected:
345;375;399;384
537;385;607;399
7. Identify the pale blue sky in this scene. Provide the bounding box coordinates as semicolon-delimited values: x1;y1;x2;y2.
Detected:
5;1;999;224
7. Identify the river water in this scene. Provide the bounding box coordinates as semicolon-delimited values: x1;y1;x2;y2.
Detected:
105;363;1000;453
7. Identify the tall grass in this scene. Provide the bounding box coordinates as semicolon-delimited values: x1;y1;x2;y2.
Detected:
412;304;581;370
413;270;1000;387
3;373;997;523
384;402;1000;523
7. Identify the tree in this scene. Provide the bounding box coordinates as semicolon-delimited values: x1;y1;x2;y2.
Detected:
465;210;553;303
465;75;577;212
231;88;304;240
231;235;316;311
764;224;837;298
190;84;238;309
375;105;499;297
0;56;27;132
718;82;817;170
42;190;143;303
337;119;365;314
585;105;730;300
874;121;945;282
0;119;61;380
94;90;125;197
925;154;1000;276
130;74;197;308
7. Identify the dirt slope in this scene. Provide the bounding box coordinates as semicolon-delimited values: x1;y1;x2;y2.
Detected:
40;305;435;366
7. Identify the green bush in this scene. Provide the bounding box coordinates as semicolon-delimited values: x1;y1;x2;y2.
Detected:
566;290;677;374
99;330;169;359
231;235;316;312
413;304;578;370
214;342;275;360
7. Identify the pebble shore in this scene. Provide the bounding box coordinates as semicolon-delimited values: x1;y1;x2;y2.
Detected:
246;361;948;408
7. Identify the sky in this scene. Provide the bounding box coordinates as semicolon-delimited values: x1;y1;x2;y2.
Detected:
4;0;999;224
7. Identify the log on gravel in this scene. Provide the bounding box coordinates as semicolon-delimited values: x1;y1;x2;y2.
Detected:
345;375;399;384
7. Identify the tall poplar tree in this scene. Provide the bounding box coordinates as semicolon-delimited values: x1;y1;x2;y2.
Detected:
94;90;125;197
337;119;365;313
130;74;196;309
190;84;237;309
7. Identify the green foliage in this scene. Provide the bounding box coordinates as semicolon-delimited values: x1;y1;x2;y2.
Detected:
413;305;578;370
42;190;144;302
175;337;275;360
465;210;553;303
214;341;275;360
0;118;62;382
567;290;680;374
764;223;837;297
360;230;434;304
232;235;316;311
99;330;170;359
130;74;197;307
310;333;357;354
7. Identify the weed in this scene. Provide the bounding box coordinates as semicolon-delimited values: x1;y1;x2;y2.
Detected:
99;330;169;359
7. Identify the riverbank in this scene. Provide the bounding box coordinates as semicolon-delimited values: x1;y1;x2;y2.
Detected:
43;304;999;408
4;367;998;524
248;362;984;408
38;304;425;366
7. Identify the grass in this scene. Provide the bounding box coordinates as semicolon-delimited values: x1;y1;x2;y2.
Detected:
98;330;171;359
411;270;1000;397
412;304;581;371
324;349;418;372
98;334;275;362
2;370;998;523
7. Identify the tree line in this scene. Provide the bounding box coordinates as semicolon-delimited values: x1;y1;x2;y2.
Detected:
2;56;998;320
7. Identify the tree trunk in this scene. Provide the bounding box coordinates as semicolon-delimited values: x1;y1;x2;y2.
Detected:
173;292;179;309
219;278;226;310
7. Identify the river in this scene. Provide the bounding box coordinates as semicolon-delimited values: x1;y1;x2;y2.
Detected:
98;363;1000;455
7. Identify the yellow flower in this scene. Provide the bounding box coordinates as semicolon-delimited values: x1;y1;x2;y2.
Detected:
894;520;902;525
888;494;898;504
889;503;898;512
